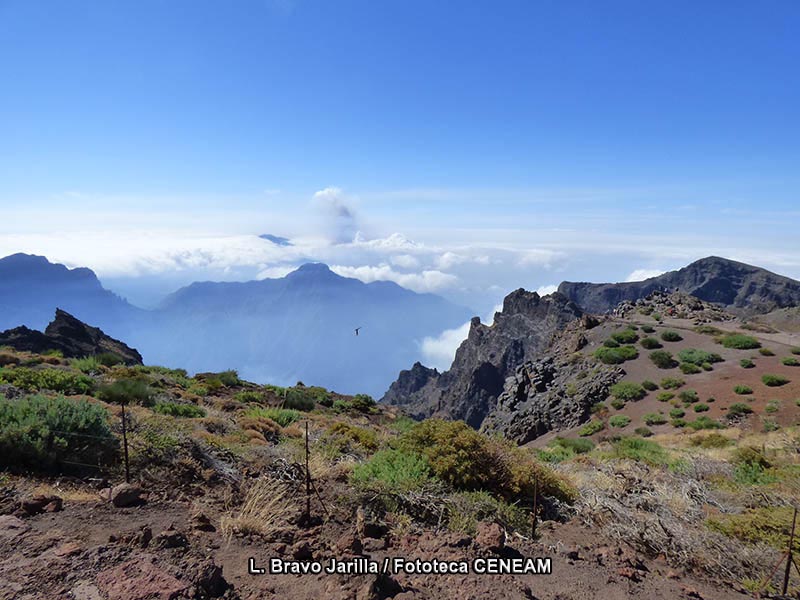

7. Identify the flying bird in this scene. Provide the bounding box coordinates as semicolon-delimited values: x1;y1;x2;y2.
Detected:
355;327;361;336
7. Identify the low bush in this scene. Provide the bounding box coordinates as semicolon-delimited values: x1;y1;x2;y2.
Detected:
660;330;683;342
740;358;755;369
153;401;206;418
634;426;653;437
95;352;124;367
608;437;669;465
669;408;685;418
97;378;155;406
791;347;800;356
610;398;625;410
650;350;678;369
693;403;709;413
609;415;631;428
679;390;699;403
694;325;724;336
603;339;620;348
720;334;761;350
686;416;724;430
781;357;800;367
641;380;659;391
578;420;605;437
594;345;638;365
234;390;265;403
759;348;775;357
678;349;723;366
671;418;686;428
660;377;685;389
71;356;103;375
656;391;675;402
0;394;118;470
762;374;790;387
763;419;779;432
707;507;798;551
611;330;639;344
727;402;753;419
323;422;379;453
641;325;656;333
733;385;753;395
765;400;780;414
640;337;662;349
688;433;731;448
0;367;94;395
552;437;595;454
643;413;667;426
610;381;646;402
679;362;702;374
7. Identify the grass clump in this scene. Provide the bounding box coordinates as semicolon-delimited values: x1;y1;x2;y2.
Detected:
594;345;638;365
686;416;724;430
765;400;780;413
641;380;659;391
0;395;118;471
610;382;646;402
762;374;790;387
727;402;754;419
578;420;605;437
640;337;662;349
553;437;595;454
679;349;723;366
791;347;800;355
669;408;685;418
323;422;379;453
609;415;631;428
740;358;755;369
758;348;775;357
608;437;669;465
781;357;800;367
694;325;724;336
97;378;155;406
245;407;300;427
693;403;709;413
153;401;206;418
660;377;685;389
609;398;625;410
660;330;683;342
220;476;293;540
679;362;702;374
689;433;731;448
733;385;753;395
720;334;761;350
656;391;675;402
634;426;653;437
650;350;678;369
707;507;798;551
679;390;699;404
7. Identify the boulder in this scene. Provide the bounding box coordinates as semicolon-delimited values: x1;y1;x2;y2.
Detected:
19;493;62;516
96;556;189;600
475;522;504;550
110;483;144;508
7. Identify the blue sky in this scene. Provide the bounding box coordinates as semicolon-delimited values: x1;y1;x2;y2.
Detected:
2;0;800;327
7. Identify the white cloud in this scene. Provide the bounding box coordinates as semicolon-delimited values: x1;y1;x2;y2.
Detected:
313;187;359;243
536;284;558;296
330;264;459;293
625;268;666;282
390;254;420;269
420;304;503;370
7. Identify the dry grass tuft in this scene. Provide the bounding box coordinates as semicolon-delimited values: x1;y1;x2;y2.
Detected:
219;476;294;541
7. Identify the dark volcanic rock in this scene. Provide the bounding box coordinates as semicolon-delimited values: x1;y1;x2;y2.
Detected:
558;256;800;315
382;290;584;428
0;309;142;364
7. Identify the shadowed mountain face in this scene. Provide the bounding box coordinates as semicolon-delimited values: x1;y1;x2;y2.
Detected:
557;256;800;315
0;256;471;397
381;289;584;428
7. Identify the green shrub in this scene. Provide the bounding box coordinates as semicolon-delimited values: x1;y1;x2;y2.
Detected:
643;413;667;426
71;356;103;375
323;422;379;453
641;380;658;391
153;401;206;418
95;352;124;367
660;377;685;389
740;358;755;369
707;507;798;550
679;390;699;403
552;437;595;454
686;416;724;430
610;398;625;410
594;345;638;365
350;394;377;412
791;347;800;356
610;382;646;402
720;334;761;350
0;395;118;470
651;312;662;321
669;408;685;418
781;357;800;367
671;418;686;428
234;390;265;403
701;362;713;371
400;420;575;502
351;449;431;492
759;348;775;357
678;349;723;366
609;415;631;428
97;378;154;406
763;419;779;432
0;367;94;395
609;437;668;465
650;350;678;369
611;330;639;344
728;403;754;419
656;391;675;402
603;339;620;348
689;433;731;448
679;362;702;374
640;337;662;350
217;370;242;386
762;374;790;387
765;400;780;414
640;325;655;333
660;330;683;342
283;388;317;411
694;325;724;336
693;403;709;413
578;420;605;437
634;426;653;437
733;385;753;395
245;407;300;427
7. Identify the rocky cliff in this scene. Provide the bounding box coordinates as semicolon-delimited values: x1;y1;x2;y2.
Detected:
558;256;800;315
0;309;143;364
382;289;584;428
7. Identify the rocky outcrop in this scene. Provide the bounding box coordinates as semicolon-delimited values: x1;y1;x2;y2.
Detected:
0;309;143;364
481;356;623;444
382;290;585;428
558;256;800;315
